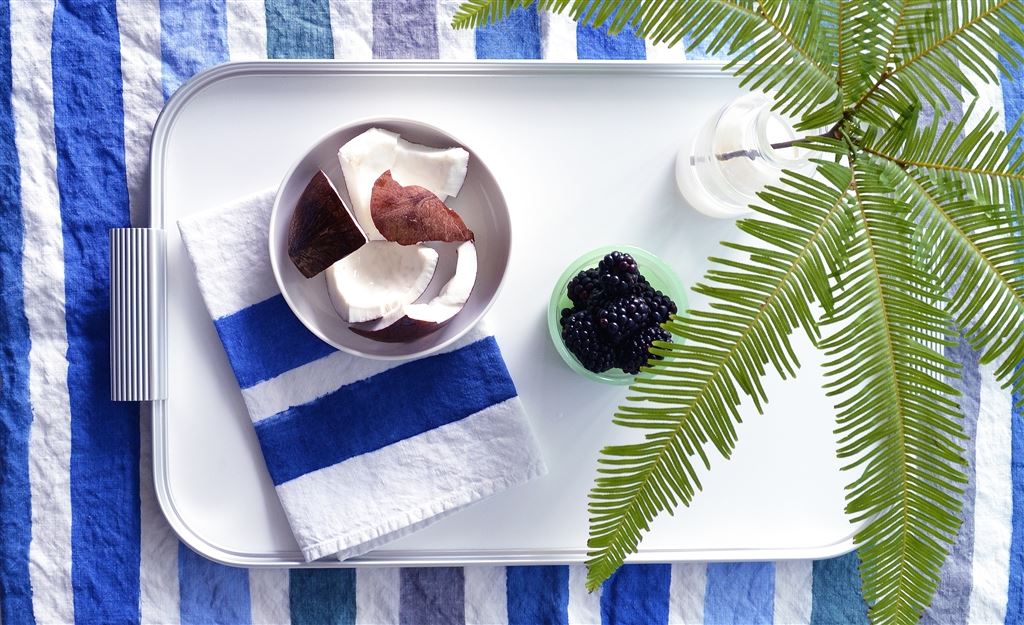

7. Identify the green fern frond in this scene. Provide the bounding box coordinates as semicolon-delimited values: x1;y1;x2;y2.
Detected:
455;2;1024;622
825;159;965;625
891;164;1024;396
722;1;841;126
450;0;535;30
585;162;854;589
452;0;842;127
835;0;905;106
862;103;1024;207
852;0;1024;125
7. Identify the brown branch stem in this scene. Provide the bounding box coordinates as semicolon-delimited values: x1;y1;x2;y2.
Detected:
707;122;843;163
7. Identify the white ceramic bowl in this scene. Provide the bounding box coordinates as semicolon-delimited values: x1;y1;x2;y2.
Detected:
269;118;511;360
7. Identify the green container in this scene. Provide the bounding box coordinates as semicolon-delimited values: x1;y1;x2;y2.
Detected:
548;245;688;385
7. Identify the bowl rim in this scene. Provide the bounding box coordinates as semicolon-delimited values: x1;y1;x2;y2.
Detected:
548;244;688;384
269;116;512;361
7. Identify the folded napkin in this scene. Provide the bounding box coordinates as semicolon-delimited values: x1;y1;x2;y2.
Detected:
177;190;545;562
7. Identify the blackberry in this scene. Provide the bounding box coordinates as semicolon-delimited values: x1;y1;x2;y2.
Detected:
567;268;601;306
596;251;641;297
598;251;639;277
595;295;650;343
560;309;615;373
616;326;672;375
647;290;678;324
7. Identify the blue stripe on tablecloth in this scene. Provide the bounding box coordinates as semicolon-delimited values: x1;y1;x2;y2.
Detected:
918;95;976;625
178;543;251;625
1003;37;1024;625
212;294;335;389
160;0;229;99
372;0;439;59
923;335;980;625
576;9;645;60
506;566;569;625
162;6;253;619
290;569;356;625
599;564;671;625
0;3;34;622
254;336;517;485
704;562;773;624
51;1;140;622
1010;384;1024;625
810;552;868;625
265;0;334;59
400;568;465;625
475;5;541;59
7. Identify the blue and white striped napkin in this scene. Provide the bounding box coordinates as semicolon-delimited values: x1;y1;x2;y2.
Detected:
177;189;545;562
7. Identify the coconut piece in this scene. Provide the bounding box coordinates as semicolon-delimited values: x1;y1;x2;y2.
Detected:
370;171;474;245
339;128;399;240
288;171;367;279
326;241;438;323
338;129;470;240
393;139;469;199
352;241;477;342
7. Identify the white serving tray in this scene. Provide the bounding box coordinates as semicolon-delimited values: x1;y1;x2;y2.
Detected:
148;61;860;567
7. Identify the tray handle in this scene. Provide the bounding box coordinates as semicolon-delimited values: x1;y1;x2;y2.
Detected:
110;228;167;401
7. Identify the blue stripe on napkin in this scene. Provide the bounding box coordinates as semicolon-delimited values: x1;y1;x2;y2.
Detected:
0;4;34;622
600;564;671;625
179;543;252;625
255;336;517;485
266;0;334;59
475;5;541;59
506;566;569;625
160;0;229;99
213;294;336;389
51;1;140;622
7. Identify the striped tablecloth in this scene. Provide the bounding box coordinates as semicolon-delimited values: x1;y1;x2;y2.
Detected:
1;2;1021;624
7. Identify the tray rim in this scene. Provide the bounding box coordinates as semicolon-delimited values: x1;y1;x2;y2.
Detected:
151;59;859;568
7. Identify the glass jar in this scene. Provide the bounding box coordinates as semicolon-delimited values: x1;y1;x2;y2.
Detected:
676;92;813;218
548;245;687;385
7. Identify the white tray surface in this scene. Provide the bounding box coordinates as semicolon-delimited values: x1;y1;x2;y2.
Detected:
154;62;856;566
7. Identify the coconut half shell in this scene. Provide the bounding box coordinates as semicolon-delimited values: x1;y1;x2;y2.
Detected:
288;171;367;278
370;170;474;245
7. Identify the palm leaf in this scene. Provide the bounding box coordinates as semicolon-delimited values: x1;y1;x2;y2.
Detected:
454;2;1024;622
586;162;854;588
861;102;1024;208
824;158;965;625
852;0;1024;125
451;0;841;127
886;161;1024;396
835;0;905;107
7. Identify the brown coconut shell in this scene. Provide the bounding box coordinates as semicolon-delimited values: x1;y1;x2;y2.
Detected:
288;171;367;278
370;170;474;245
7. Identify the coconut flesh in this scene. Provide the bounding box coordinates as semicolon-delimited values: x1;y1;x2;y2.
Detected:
325;128;477;338
351;241;478;343
326;241;438;323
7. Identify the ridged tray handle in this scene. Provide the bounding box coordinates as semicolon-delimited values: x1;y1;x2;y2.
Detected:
110;228;167;401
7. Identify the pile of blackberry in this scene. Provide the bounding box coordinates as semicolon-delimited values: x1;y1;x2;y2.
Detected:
559;251;677;374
